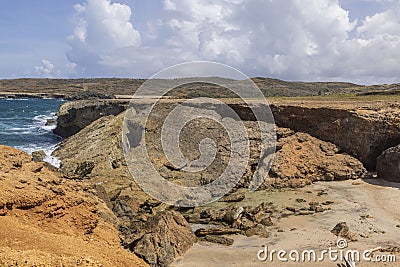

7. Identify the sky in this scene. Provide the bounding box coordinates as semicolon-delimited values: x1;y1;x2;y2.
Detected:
1;0;400;84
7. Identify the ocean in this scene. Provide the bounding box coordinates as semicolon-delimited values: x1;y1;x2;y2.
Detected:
0;98;65;166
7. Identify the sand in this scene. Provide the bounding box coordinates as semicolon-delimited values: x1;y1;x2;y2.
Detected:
173;179;400;266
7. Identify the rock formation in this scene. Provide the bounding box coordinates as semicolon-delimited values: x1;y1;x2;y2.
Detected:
131;211;196;267
31;150;46;162
271;101;400;170
52;98;400;265
377;144;400;182
54;99;400;172
0;145;147;266
54;100;129;137
261;129;367;188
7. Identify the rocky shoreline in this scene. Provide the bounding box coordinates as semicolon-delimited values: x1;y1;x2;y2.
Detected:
50;97;400;266
1;94;400;266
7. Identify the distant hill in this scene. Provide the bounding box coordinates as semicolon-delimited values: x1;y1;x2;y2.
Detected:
0;77;399;98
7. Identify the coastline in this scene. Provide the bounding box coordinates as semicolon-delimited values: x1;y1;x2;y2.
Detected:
0;97;65;167
0;92;66;99
1;82;400;266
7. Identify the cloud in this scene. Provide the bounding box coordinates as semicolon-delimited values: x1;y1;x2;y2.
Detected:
67;0;141;75
35;59;55;77
357;5;400;37
66;0;400;84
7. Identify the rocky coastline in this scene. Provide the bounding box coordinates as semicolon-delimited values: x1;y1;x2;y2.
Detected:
49;97;400;266
1;87;400;266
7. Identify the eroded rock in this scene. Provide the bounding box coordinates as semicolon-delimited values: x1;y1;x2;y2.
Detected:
0;145;147;266
131;211;196;267
261;131;367;188
31;150;46;162
377;144;400;182
331;222;357;241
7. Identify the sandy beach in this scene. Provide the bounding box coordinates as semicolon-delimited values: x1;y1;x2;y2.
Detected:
174;179;400;266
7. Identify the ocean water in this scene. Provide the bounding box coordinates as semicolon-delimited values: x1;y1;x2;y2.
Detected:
0;98;65;166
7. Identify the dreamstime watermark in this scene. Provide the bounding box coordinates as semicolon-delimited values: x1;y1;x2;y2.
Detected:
257;238;397;265
122;61;276;207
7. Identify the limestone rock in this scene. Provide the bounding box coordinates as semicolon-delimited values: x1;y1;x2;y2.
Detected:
74;161;95;179
54;100;128;138
272;102;400;170
131;211;196;267
331;222;356;241
31;150;46;162
0;145;147;266
220;192;246;202
261;131;367;188
377;144;400;182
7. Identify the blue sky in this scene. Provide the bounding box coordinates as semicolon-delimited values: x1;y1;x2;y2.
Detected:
1;0;400;84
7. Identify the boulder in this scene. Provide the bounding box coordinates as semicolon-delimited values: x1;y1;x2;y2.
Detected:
31;150;46;162
377;144;400;182
131;211;196;267
261;131;367;188
331;222;356;241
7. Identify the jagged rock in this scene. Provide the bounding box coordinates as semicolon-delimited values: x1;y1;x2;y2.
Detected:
331;222;356;241
272;102;400;170
245;224;269;238
261;132;367;188
223;206;244;225
74;161;95;179
54;100;129;137
258;216;273;226
131;211;196;267
45;118;57;126
0;145;147;266
376;144;400;182
31;150;46;162
202;235;234;246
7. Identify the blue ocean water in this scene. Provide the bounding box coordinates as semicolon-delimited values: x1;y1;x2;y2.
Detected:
0;98;65;166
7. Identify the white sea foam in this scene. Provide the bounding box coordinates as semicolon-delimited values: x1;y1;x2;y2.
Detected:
1;98;63;168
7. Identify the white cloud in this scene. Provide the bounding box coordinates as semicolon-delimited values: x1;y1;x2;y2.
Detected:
67;0;141;75
357;5;400;37
66;0;400;84
35;59;55;77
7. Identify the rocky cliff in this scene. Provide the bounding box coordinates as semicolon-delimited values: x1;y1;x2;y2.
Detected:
51;98;400;265
55;99;400;172
53;113;197;267
54;99;129;137
271;101;400;170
